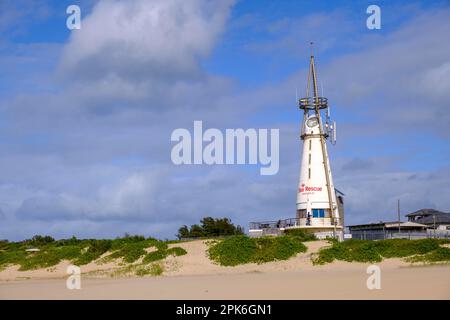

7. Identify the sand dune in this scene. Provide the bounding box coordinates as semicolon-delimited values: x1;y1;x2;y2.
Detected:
1;240;449;299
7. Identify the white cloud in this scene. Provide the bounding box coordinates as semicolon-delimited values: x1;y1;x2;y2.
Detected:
14;168;162;222
60;0;235;81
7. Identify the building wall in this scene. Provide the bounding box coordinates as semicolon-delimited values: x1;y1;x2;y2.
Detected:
296;116;339;225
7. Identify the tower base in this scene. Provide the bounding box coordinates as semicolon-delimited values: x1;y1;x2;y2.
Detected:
248;218;344;241
284;226;344;241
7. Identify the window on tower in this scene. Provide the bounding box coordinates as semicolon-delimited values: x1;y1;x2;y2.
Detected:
312;209;325;218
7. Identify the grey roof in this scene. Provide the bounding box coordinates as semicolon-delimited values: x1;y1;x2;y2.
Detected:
348;221;399;229
385;221;427;229
405;208;448;218
413;213;450;225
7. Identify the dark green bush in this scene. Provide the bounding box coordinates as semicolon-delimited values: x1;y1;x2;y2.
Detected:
0;250;27;268
109;240;150;263
407;247;450;263
208;235;257;266
154;241;168;251
283;229;317;241
24;235;55;247
122;246;147;263
56;246;83;260
143;250;168;263
73;240;112;265
373;238;440;258
313;238;448;265
107;238;170;263
0;235;182;270
0;235;190;271
110;235;147;249
423;247;450;262
351;242;382;262
208;235;307;266
55;236;80;247
166;247;187;257
254;236;306;263
177;217;244;239
19;251;61;271
0;240;9;250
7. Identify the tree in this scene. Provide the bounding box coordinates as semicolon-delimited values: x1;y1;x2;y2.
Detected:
25;235;55;246
177;225;190;239
200;217;218;236
177;217;244;239
189;224;205;238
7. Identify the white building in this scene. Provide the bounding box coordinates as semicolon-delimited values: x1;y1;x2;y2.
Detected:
292;51;343;240
249;49;344;240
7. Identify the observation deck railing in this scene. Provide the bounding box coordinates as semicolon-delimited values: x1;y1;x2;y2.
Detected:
249;217;343;230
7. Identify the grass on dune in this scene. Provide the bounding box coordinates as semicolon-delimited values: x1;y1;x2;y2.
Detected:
0;235;187;272
135;263;164;277
142;246;187;264
406;246;450;263
283;228;317;241
312;238;450;265
208;235;308;266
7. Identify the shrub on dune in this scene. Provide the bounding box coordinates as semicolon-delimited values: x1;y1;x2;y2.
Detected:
208;235;307;266
313;238;450;265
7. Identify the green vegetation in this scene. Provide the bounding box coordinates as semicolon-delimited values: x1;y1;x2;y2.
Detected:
141;245;187;264
312;238;450;265
0;234;187;272
406;247;450;263
73;240;112;266
177;217;244;239
143;250;168;263
166;247;187;256
208;235;307;266
107;237;167;263
135;263;164;277
283;228;317;241
20;246;82;271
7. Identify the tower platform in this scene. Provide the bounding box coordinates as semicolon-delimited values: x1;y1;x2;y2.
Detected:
249;218;344;240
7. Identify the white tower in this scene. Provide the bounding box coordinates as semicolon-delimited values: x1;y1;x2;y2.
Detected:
296;46;344;240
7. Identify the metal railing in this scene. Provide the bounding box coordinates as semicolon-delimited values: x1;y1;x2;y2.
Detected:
299;97;328;110
350;229;450;240
249;217;343;230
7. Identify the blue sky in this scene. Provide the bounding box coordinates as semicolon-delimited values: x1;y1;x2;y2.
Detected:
0;0;449;240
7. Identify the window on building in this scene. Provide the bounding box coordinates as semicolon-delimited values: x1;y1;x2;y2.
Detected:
309;140;312;150
308;154;311;165
308;168;311;179
312;209;325;218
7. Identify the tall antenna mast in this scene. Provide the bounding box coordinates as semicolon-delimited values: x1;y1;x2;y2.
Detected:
295;43;343;240
299;42;337;226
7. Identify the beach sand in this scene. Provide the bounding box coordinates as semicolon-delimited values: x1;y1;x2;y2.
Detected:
1;240;449;299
